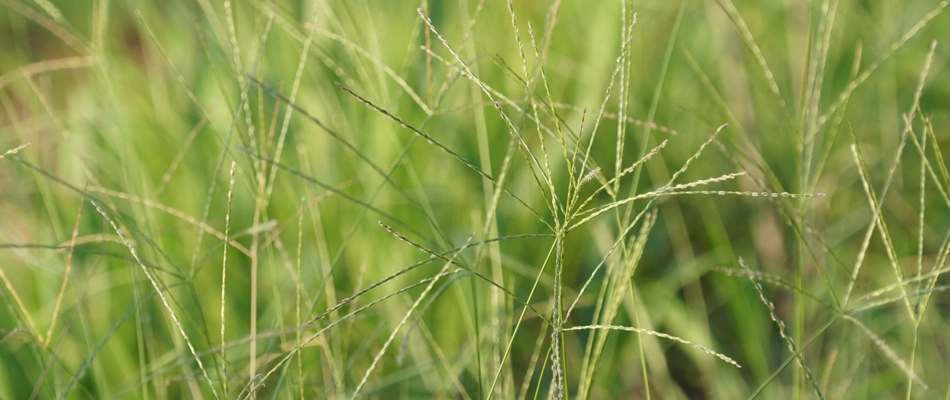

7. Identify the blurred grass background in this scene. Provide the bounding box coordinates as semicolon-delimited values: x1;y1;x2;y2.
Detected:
1;0;950;398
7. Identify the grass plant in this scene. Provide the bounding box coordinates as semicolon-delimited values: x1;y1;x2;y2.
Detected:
2;0;950;398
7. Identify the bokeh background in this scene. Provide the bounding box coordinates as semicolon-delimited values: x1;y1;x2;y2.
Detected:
1;0;949;398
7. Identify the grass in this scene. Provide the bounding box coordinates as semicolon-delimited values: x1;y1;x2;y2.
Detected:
2;0;950;398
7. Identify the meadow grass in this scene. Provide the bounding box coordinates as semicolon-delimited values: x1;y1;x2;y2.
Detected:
2;0;950;398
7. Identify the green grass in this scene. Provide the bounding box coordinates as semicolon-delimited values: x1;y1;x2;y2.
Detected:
2;0;950;398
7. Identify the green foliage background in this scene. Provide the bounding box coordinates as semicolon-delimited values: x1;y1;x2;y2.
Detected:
1;0;949;398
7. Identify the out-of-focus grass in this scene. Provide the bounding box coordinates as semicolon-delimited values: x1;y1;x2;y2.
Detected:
1;0;949;398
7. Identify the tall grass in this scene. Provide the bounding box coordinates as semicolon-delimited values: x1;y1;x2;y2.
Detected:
1;0;949;398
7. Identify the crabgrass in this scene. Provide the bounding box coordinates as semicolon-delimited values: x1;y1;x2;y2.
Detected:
2;0;950;399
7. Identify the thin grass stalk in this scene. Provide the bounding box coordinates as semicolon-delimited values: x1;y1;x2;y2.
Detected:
739;258;824;399
333;83;553;231
815;1;948;132
180;5;274;287
713;0;792;124
92;202;221;399
44;189;84;348
417;8;551;198
218;162;236;397
350;233;476;397
488;242;558;400
578;211;657;398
